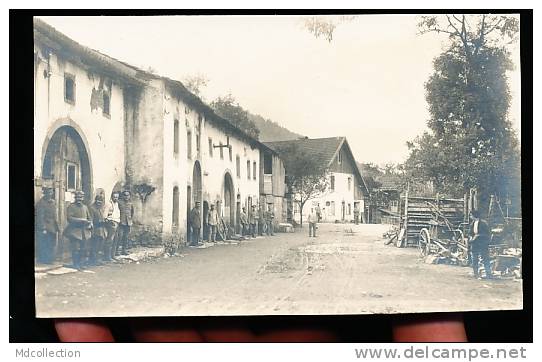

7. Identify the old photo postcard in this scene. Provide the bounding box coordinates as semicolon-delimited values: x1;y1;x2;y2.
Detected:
33;14;523;317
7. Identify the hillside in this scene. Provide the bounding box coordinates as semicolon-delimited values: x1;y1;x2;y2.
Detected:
247;113;304;142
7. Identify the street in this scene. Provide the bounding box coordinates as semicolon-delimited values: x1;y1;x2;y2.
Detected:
35;223;522;317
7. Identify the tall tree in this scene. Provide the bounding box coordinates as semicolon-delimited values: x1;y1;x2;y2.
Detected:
183;73;209;98
405;15;520;214
274;143;329;226
211;94;260;139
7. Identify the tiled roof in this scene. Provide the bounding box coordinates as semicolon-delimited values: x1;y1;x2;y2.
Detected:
265;137;370;195
264;137;345;167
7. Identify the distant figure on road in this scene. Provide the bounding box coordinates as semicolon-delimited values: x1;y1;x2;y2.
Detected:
308;208;318;237
265;205;275;236
35;185;59;265
315;203;322;223
64;190;92;270
240;207;248;236
189;201;202;246
249;205;258;238
469;209;493;279
353;204;360;225
88;194;107;266
207;203;219;243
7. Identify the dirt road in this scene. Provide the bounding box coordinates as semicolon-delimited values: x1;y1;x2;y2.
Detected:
35;223;522;317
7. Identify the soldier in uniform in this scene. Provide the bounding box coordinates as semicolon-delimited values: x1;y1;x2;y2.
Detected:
35;185;59;264
258;205;265;236
249;205;259;238
104;192;120;261
64;190;92;270
469;209;493;279
207;203;219;243
117;190;134;256
189;201;202;246
240;207;248;236
353;204;360;225
265;205;275;236
88;194;107;266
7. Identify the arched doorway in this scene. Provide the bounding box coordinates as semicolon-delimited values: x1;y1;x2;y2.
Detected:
223;173;234;227
41;125;92;261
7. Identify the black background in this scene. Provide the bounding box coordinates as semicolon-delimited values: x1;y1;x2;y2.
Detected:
10;9;533;342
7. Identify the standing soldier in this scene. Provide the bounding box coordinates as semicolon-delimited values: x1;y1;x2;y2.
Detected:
104;192;120;261
258;205;265;236
117;190;134;256
64;190;92;270
265;205;275;236
88;194;107;266
189;201;202;246
315;203;322;223
35;185;59;264
353;204;360;225
469;210;493;279
249;205;258;238
207;203;219;243
308;208;318;237
240;207;248;236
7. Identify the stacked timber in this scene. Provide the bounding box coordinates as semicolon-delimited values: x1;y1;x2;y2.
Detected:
400;196;464;246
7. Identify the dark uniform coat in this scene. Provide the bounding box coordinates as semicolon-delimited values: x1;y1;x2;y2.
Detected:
64;203;92;240
119;200;135;226
36;197;59;233
189;208;202;228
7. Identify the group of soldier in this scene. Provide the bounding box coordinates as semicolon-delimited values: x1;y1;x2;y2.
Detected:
187;202;276;246
35;185;135;270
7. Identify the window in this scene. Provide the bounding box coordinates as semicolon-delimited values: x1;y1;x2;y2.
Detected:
187;131;192;159
253;161;257;180
172;186;179;228
64;73;75;104
263;154;273;174
229;146;233;161
103;92;110;116
219;142;224;159
236;155;241;178
247;160;251;180
66;162;77;191
348;203;351;215
338;150;342;164
208;138;213;157
326;201;331;207
348;177;352;191
173;120;179;156
196;133;200;155
330;175;335;191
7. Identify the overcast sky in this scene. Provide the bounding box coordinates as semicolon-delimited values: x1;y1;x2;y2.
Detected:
39;15;521;165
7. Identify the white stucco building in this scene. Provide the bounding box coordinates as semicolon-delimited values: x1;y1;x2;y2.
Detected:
34;19;287;259
265;137;369;224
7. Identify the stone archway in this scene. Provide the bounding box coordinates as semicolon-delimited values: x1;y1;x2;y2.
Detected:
223;172;235;227
41;125;92;261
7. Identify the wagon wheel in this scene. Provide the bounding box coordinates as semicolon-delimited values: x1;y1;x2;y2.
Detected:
418;228;431;257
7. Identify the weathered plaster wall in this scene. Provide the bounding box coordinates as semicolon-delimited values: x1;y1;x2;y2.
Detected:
34;42;126;204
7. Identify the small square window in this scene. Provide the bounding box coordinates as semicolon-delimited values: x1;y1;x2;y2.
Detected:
64;73;75;104
66;163;77;191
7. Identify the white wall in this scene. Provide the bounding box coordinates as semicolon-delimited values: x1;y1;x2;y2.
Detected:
34;43;126;203
297;172;364;223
